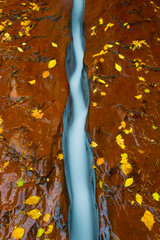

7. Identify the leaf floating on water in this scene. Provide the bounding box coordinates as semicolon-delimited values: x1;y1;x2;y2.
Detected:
115;63;122;72
135;94;142;99
136;193;143;205
152;192;160;201
90;141;98;148
37;228;45;238
43;213;51;222
27;209;42;220
45;224;54;234
124;177;133;187
48;59;57;69
12;227;25;240
141;210;155;231
42;71;50;78
97;158;104;166
31;109;44;119
17;178;23;187
24;196;40;205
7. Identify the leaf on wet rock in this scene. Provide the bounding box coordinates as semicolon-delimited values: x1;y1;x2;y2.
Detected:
51;42;58;48
136;193;143;205
141;210;155;231
135;94;142;99
48;59;57;69
28;80;36;85
27;209;42;220
12;227;25;240
57;153;63;160
24;196;40;205
37;228;45;238
31;109;44;119
152;192;160;201
17;47;23;52
115;63;122;72
99;18;103;25
43;213;51;222
90;141;98;148
124;177;133;187
97;158;104;166
120;162;133;176
17;178;23;187
45;224;54;234
144;89;150;93
42;71;50;78
138;76;145;81
116;134;125;149
118;54;124;59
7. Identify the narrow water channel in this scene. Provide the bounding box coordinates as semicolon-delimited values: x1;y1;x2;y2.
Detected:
62;0;99;239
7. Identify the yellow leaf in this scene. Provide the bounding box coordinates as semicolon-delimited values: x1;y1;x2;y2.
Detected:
115;63;122;72
57;153;63;160
21;20;31;26
90;141;98;148
37;228;45;238
12;227;25;240
27;209;42;220
116;134;125;149
48;59;57;69
24;196;40;205
108;44;113;48
101;92;106;96
3;161;9;169
135;94;142;99
124;177;133;187
0;25;5;31
31;109;44;119
17;47;23;52
104;23;114;31
99;18;103;25
28;80;36;85
121;121;126;128
0;116;3;125
45;224;54;234
136;193;143;205
97;158;104;166
103;44;108;50
138;76;145;81
118;54;124;59
99;180;103;189
141;210;155;231
120;153;128;163
152;192;160;201
42;71;50;78
92;102;97;107
97;79;105;84
51;42;58;48
120;162;133;176
43;213;51;222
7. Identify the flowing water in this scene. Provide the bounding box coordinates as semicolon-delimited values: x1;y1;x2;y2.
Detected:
62;0;99;239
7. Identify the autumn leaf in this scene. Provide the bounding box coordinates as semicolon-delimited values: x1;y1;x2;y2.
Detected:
120;153;128;163
24;196;40;205
3;161;9;169
48;59;57;69
97;158;104;166
28;80;36;85
31;109;44;119
42;71;50;78
135;94;142;99
124;177;133;187
152;125;158;130
90;141;98;148
45;224;54;234
99;18;103;25
118;54;124;59
37;228;45;238
116;134;125;149
17;178;23;187
138;76;145;81
51;42;58;48
27;209;42;220
104;23;114;31
141;210;155;231
0;116;3;125
21;20;31;26
92;102;97;107
43;213;51;222
152;192;160;201
115;63;122;72
144;89;150;93
17;47;23;52
57;153;63;160
12;227;25;240
120;162;133;176
0;25;5;31
136;193;143;205
99;180;103;189
101;92;106;96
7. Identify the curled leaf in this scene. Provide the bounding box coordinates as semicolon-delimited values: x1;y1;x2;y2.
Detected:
45;224;54;234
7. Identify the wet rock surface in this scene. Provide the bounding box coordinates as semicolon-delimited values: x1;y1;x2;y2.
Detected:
0;0;71;239
85;0;160;239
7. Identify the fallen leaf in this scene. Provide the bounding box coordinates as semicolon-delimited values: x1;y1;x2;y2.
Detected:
48;59;57;69
37;228;45;238
135;94;142;99
28;80;36;85
116;134;125;149
24;196;40;205
90;141;98;148
144;89;150;93
17;47;23;52
152;192;160;201
12;227;25;240
99;180;103;189
57;153;63;160
138;76;145;81
118;54;124;59
0;25;5;31
45;224;54;234
17;178;23;187
27;209;42;220
124;177;133;187
99;18;103;25
115;63;122;72
92;102;97;107
97;158;104;166
152;125;158;130
136;193;143;205
3;161;9;169
141;210;155;231
43;213;51;222
42;71;50;78
104;23;114;31
51;42;58;48
101;92;106;96
31;109;44;119
120;162;133;176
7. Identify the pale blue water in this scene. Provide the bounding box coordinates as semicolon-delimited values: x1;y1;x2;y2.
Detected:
62;0;99;239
